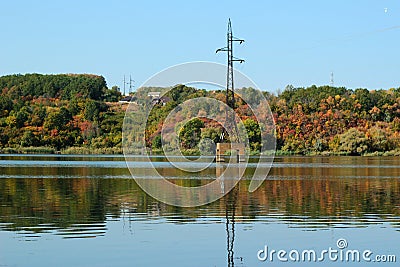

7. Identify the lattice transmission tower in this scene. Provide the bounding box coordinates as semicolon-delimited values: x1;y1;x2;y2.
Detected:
216;19;245;143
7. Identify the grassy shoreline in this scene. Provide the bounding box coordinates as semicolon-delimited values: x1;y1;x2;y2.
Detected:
1;146;400;156
0;146;122;155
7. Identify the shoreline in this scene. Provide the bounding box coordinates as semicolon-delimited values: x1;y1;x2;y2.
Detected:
1;146;400;157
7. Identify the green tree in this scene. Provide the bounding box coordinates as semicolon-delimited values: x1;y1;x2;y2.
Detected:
152;135;162;150
243;118;261;151
20;130;39;147
338;128;368;155
15;107;30;128
103;86;122;102
68;99;80;116
178;118;204;149
44;107;71;131
201;127;221;144
84;101;100;122
198;127;222;155
367;127;393;152
355;88;374;111
0;96;12;117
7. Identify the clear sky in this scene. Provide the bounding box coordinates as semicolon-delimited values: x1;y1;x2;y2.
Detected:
0;0;399;93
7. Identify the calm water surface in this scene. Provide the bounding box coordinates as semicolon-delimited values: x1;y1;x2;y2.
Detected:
0;155;399;266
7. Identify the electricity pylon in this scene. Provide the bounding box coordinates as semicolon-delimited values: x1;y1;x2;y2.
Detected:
216;18;245;143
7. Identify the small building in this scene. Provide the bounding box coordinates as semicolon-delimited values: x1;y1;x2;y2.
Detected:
148;92;161;98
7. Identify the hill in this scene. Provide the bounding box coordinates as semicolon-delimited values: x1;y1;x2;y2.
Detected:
0;73;123;153
1;73;400;156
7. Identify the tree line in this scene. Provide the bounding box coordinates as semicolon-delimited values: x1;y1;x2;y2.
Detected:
0;73;122;152
1;73;400;155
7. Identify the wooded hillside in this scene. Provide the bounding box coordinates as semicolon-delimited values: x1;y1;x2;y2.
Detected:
1;73;400;155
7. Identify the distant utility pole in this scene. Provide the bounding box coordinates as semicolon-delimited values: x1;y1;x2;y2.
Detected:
123;75;126;96
123;75;134;95
129;75;135;94
216;18;245;143
330;72;334;87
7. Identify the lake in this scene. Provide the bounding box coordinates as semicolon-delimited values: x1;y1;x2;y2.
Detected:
0;155;399;266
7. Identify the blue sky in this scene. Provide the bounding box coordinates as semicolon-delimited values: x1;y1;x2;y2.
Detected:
1;0;399;93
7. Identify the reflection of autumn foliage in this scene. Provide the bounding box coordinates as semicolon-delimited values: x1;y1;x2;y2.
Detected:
248;179;398;217
1;176;399;231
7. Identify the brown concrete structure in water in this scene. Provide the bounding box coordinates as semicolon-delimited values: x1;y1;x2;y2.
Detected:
216;143;246;162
